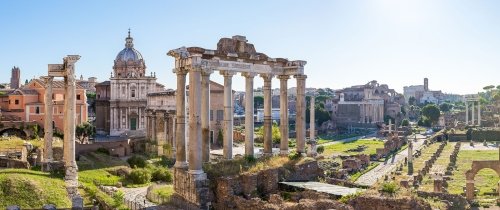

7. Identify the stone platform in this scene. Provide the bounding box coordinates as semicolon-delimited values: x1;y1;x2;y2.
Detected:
280;181;363;196
172;168;210;210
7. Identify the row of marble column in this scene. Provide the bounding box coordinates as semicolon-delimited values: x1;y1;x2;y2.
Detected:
173;67;307;174
359;103;384;123
145;110;176;155
465;101;481;126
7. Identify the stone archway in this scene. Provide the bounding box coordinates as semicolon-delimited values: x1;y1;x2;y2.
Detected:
465;160;500;200
0;128;28;139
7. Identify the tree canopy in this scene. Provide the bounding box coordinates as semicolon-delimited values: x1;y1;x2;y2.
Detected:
439;103;453;113
421;104;441;125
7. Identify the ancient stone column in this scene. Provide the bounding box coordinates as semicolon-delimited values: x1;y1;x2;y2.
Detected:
408;139;413;175
278;75;290;155
201;70;212;162
472;102;475;125
465;102;469;125
295;75;307;154
388;119;392;133
189;67;203;173
478;100;481;126
221;71;236;159
466;180;475;200
261;73;274;155
43;76;54;162
174;68;188;169
243;72;256;157
152;112;157;143
63;55;80;181
308;94;317;157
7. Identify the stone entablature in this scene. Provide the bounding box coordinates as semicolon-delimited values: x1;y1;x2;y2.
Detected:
168;35;307;209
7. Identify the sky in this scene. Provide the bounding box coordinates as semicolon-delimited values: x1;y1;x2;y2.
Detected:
1;0;499;94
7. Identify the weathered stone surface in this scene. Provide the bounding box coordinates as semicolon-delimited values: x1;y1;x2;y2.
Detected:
349;196;432;210
416;191;469;210
0;157;29;168
42;204;57;210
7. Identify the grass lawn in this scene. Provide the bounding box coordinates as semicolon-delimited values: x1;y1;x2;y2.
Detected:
448;149;500;199
401;143;440;175
0;137;63;150
322;139;384;156
0;169;71;209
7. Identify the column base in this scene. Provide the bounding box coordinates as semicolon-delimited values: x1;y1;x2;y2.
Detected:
173;168;210;210
64;162;78;181
280;150;289;156
174;161;189;169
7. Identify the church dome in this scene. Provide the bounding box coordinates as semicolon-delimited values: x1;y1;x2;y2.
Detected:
113;30;146;78
115;31;143;62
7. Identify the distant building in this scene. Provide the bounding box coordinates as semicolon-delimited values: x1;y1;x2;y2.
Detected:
403;78;444;104
10;66;20;89
77;75;98;94
331;80;404;128
0;79;88;132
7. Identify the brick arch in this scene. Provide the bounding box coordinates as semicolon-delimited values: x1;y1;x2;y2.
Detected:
0;128;28;139
465;160;500;200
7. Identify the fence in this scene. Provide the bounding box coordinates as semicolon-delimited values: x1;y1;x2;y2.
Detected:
97;185;147;210
146;183;172;204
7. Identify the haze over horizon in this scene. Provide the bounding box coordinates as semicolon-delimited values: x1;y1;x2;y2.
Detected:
1;1;499;95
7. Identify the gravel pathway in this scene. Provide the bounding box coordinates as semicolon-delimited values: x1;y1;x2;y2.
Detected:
354;134;427;186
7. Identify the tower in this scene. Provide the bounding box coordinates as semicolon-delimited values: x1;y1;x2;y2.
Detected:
10;66;20;89
424;78;429;91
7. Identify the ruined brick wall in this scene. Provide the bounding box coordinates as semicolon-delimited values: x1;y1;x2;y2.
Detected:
349;196;432;210
0;157;29;168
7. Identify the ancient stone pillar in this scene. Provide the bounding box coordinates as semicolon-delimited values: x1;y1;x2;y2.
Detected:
43;76;54;162
261;73;274;155
295;75;307;154
63;55;80;181
221;71;236;159
308;94;317;157
472;102;475;125
174;68;188;169
201;70;212;162
243;72;256;157
388;118;392;133
466;180;475;200
408;139;413;175
465;102;469;125
478;100;481;126
278;75;290;155
189;67;203;173
152;112;157;143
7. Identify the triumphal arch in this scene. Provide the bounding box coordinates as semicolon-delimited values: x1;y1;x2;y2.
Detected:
167;35;307;209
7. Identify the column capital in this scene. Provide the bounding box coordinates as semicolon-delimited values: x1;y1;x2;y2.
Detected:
173;67;189;75
220;70;237;77
260;73;274;81
201;69;213;76
294;74;307;80
277;75;290;80
241;72;258;78
41;76;54;83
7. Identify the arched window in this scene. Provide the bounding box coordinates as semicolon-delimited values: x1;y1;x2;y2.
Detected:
131;89;136;98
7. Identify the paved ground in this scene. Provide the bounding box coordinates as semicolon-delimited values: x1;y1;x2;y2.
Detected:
355;134;427;187
280;181;363;196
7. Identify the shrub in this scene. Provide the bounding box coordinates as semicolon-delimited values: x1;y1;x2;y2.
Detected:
244;155;256;163
128;168;151;184
380;181;399;195
96;147;110;155
288;151;302;160
158;156;175;167
316;145;325;154
127;155;147;168
151;167;173;183
112;191;124;207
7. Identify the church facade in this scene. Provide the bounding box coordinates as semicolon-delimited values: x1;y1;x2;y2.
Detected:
96;31;162;136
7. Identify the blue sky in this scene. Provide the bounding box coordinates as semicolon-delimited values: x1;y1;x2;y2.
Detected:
1;0;499;94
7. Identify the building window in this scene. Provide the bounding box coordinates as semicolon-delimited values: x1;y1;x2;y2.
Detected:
217;110;224;121
210;110;214;121
15;100;19;105
131;89;136;98
77;94;81;100
97;94;100;99
8;100;10;104
36;107;40;114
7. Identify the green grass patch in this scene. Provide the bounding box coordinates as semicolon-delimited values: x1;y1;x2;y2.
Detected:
0;169;71;209
323;139;384;156
149;185;174;204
